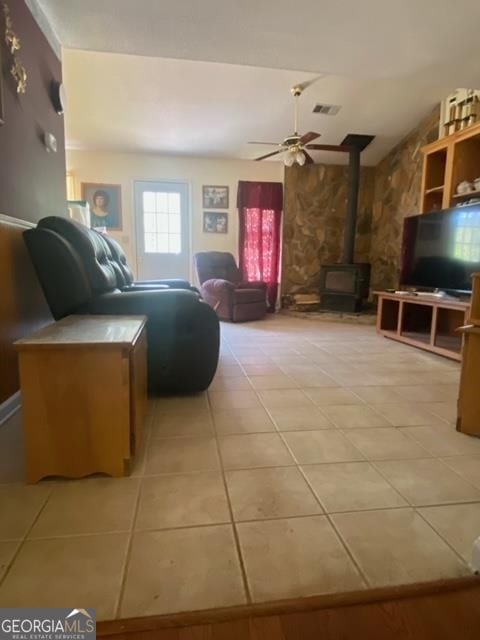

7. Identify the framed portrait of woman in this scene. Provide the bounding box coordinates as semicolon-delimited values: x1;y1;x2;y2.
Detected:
81;183;122;230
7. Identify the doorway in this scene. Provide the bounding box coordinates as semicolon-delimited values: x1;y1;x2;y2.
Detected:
134;180;190;280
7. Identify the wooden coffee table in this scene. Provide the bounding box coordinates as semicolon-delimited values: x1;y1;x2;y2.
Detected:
15;315;147;482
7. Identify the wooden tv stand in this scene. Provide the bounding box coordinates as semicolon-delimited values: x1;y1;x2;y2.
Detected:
374;291;470;361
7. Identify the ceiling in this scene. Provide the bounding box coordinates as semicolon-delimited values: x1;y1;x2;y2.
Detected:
39;0;480;164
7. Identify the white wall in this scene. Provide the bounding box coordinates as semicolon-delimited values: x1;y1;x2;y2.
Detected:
66;150;283;281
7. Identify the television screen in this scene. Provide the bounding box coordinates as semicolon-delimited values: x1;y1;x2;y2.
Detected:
400;204;480;292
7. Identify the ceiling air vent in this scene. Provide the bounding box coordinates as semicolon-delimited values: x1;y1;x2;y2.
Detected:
312;104;341;115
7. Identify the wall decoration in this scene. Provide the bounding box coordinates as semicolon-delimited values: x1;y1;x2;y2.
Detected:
10;56;26;94
3;3;20;54
202;185;229;209
3;2;27;94
81;182;123;230
0;44;4;125
203;211;228;234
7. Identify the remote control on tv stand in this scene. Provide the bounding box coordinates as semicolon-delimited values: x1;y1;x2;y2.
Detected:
392;290;460;301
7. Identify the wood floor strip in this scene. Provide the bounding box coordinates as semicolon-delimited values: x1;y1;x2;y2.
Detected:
98;575;480;638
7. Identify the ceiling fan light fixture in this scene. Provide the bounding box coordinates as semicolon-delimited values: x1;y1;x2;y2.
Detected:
296;150;306;166
284;151;296;167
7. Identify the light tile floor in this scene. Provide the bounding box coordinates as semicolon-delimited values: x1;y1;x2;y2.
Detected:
0;315;479;619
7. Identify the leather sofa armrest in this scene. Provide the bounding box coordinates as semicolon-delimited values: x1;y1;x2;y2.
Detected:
122;284;169;291
134;278;192;289
84;288;205;319
81;288;219;394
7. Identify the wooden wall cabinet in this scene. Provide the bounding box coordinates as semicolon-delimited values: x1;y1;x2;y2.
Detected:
421;121;480;213
15;315;148;483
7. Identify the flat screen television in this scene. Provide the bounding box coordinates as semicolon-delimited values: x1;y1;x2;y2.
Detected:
400;203;480;293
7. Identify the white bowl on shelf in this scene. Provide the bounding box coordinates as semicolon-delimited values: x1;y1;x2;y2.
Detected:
457;181;473;195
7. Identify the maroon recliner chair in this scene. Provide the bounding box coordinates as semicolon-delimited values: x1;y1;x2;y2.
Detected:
194;252;267;322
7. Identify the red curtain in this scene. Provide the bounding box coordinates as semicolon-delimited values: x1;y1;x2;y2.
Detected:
237;181;283;311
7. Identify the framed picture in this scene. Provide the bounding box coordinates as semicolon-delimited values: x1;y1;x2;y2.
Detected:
81;183;122;230
203;211;228;234
203;185;229;209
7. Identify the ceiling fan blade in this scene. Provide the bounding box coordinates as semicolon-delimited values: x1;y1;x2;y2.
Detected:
306;144;352;153
302;150;314;164
300;131;321;145
255;149;283;161
248;141;281;146
294;75;325;92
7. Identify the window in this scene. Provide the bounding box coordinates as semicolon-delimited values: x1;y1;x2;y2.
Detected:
142;191;182;254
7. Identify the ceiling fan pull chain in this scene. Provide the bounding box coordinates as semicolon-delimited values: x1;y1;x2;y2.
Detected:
294;91;299;135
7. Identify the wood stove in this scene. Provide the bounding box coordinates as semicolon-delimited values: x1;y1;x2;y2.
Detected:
319;263;371;312
319;134;374;312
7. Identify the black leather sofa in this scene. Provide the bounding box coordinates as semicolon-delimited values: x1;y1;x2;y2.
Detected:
24;216;220;393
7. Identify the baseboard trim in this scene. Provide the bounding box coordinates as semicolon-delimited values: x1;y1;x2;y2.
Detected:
0;391;21;425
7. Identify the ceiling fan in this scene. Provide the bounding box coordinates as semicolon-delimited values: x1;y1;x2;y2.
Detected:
249;78;352;166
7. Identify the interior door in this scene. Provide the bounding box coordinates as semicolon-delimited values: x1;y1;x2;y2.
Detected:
134;180;190;280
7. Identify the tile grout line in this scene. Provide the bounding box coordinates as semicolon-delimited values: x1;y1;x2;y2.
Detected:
147;419;460;440
208;356;253;606
365;455;478;569
414;507;472;570
8;498;480;545
0;484;54;590
268;416;373;590
113;401;156;619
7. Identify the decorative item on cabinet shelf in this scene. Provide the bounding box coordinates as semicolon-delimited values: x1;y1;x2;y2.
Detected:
457;181;474;195
456;198;480;208
453;180;480;205
440;89;480;138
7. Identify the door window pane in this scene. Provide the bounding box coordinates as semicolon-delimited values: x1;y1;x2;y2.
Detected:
156;192;168;213
144;212;156;233
156;234;169;253
157;213;169;232
169;214;181;234
144;233;157;253
143;192;156;213
168;192;180;214
142;189;184;254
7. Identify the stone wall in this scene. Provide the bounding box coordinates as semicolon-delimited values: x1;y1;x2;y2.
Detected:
370;106;440;291
281;106;441;298
282;163;375;295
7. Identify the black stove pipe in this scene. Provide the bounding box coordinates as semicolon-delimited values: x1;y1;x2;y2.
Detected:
341;145;361;264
